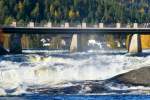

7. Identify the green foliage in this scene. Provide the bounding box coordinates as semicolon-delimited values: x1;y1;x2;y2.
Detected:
0;0;150;24
4;16;14;25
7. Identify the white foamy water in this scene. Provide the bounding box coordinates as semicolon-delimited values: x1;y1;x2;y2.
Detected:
0;50;150;95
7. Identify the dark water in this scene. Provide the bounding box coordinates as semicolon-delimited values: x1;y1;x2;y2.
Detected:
1;95;150;100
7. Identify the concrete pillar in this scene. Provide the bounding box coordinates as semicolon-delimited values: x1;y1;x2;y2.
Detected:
65;22;69;28
11;22;16;27
116;23;121;28
46;22;52;28
80;34;89;51
28;22;34;27
133;23;138;28
99;23;104;28
128;23;142;53
70;34;78;52
9;34;22;54
82;23;86;28
128;34;142;53
9;22;22;54
70;33;89;52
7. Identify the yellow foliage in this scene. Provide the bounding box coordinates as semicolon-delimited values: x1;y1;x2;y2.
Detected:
50;5;53;12
54;10;59;17
139;8;144;14
18;1;24;12
68;10;75;18
141;35;150;49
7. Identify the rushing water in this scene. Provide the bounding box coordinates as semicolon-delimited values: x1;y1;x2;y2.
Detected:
0;49;150;99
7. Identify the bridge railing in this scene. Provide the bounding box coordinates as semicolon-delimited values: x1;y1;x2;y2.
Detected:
103;24;116;28
138;23;150;28
4;21;150;29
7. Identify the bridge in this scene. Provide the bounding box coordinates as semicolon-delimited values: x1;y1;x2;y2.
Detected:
2;27;150;34
2;22;150;34
0;22;150;54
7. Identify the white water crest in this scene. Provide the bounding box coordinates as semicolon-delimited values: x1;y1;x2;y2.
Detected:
0;49;150;95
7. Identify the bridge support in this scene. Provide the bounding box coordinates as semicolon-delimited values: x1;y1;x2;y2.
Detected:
9;22;22;54
9;34;22;54
70;34;88;52
70;23;89;52
70;34;78;52
128;34;142;53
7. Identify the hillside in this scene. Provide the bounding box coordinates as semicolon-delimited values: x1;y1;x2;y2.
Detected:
0;0;150;25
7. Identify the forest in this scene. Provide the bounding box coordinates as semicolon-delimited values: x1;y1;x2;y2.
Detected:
0;0;150;25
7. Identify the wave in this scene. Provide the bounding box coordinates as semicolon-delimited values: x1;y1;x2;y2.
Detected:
0;50;150;95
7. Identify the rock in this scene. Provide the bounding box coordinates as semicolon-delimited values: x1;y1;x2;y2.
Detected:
113;67;150;86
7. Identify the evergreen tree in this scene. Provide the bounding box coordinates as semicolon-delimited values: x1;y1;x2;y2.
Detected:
0;0;150;24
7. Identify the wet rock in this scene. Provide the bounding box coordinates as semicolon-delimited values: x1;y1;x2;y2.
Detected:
61;85;82;94
27;85;82;95
113;67;150;86
80;82;109;93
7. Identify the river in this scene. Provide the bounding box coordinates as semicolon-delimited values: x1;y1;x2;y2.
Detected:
0;48;150;99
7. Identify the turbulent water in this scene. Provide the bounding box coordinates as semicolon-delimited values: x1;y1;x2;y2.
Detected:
0;49;150;97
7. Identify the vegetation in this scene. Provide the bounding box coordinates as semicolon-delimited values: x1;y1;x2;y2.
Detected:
0;0;150;25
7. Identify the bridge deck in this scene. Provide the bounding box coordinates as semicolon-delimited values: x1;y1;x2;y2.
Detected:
1;27;150;34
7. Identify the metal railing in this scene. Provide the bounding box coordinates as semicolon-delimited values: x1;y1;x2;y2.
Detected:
4;22;150;29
